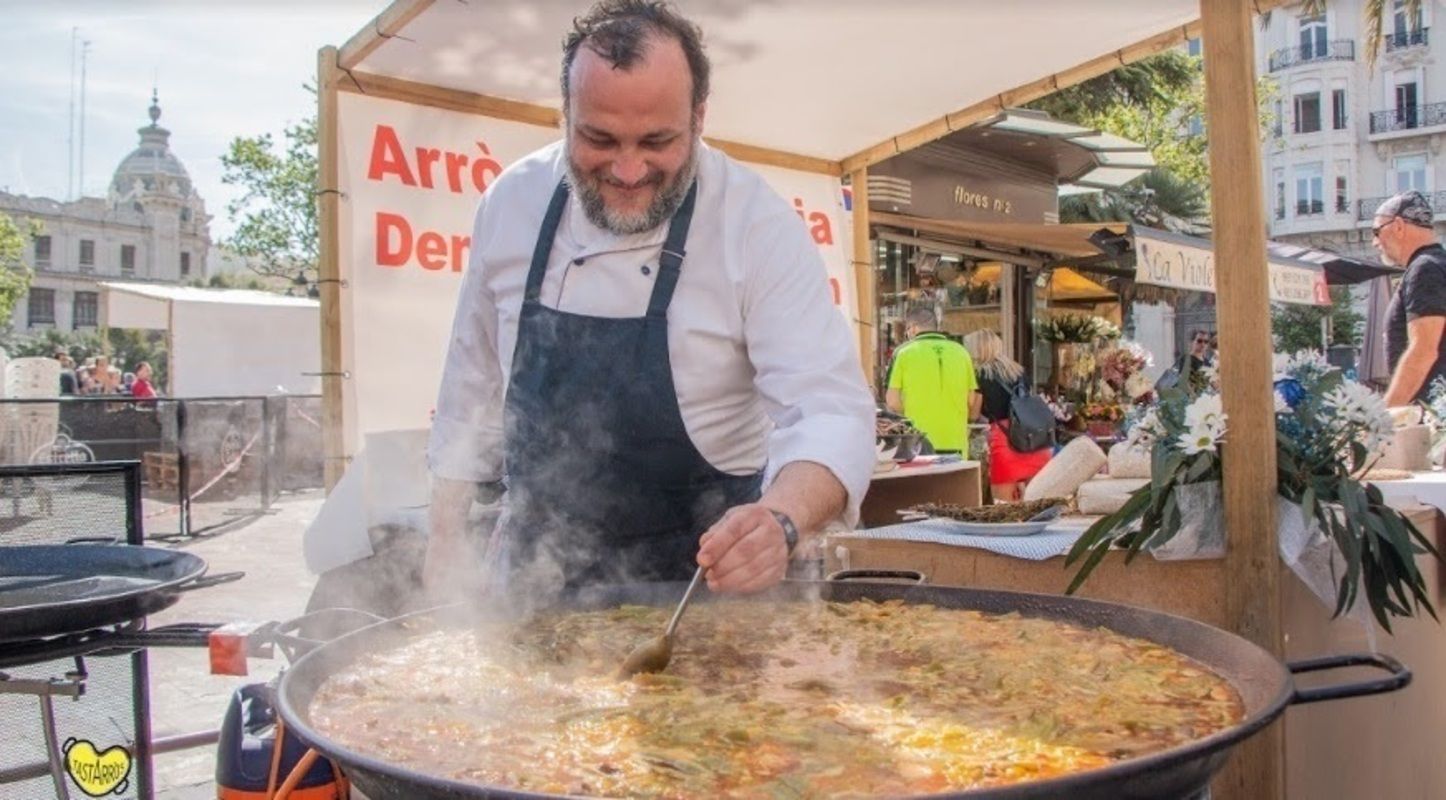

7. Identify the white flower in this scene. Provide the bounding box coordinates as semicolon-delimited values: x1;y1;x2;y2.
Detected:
1126;407;1165;447
1272;352;1292;380
1185;393;1225;430
1177;424;1220;455
1274;390;1289;414
1323;380;1393;456
1323;381;1374;420
1098;382;1117;401
1125;371;1153;400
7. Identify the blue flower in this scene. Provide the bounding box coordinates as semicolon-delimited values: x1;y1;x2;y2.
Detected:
1274;378;1306;409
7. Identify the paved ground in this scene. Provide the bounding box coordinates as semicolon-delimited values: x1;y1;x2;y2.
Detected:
144;489;324;799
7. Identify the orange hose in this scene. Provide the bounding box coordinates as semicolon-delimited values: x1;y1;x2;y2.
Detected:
264;717;287;798
272;749;322;800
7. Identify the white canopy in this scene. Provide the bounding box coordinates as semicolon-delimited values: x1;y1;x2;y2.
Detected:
100;282;322;397
340;0;1287;173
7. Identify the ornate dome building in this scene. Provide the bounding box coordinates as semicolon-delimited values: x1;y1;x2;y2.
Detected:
0;92;211;330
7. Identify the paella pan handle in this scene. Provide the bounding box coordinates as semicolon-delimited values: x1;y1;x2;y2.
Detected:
268;608;387;663
179;571;247;592
1287;653;1412;705
825;569;927;585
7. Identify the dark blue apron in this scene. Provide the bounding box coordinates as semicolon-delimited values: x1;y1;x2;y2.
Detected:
500;180;762;588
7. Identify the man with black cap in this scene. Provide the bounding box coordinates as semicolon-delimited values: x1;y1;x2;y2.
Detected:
1377;190;1446;405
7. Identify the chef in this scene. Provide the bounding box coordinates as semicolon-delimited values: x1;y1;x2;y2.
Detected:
423;0;875;596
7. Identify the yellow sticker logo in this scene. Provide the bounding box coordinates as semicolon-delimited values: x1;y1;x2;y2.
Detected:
62;738;132;797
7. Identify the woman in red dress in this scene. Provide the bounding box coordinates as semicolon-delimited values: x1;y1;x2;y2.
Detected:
963;330;1051;501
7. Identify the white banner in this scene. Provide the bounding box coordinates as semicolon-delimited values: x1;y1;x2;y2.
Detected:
336;93;856;458
1133;228;1330;307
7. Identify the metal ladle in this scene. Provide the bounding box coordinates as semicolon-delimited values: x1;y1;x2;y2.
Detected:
618;565;705;678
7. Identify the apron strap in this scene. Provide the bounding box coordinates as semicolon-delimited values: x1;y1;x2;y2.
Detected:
646;181;699;320
523;182;572;306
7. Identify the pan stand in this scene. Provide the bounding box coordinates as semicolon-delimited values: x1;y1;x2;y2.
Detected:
0;666;86;800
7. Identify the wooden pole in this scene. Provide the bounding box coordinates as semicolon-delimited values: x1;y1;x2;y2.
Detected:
1200;1;1283;798
318;46;346;492
850;169;876;386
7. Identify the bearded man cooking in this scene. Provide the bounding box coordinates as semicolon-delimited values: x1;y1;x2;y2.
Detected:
424;0;875;596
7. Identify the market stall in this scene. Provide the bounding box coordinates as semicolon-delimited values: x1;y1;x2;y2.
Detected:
304;1;1425;797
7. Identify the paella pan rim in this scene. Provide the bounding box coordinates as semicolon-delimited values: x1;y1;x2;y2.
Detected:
276;581;1297;800
0;544;208;642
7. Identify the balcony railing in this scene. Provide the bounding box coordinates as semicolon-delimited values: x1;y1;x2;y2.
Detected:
1296;199;1325;216
1385;27;1429;52
1358;190;1446;221
1268;39;1355;71
1369;102;1446;134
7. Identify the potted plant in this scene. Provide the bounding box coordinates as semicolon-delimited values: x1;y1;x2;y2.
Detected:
1066;352;1439;631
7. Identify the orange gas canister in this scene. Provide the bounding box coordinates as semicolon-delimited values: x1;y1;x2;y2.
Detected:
215;683;346;800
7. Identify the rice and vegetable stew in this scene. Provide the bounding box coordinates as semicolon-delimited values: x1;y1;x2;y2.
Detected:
312;599;1243;798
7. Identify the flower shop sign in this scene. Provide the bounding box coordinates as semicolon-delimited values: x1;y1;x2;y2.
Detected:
1133;227;1329;307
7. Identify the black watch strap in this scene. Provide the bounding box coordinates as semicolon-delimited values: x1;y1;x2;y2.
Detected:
770;510;799;554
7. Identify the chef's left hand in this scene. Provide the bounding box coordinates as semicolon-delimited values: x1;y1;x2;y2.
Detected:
697;504;790;594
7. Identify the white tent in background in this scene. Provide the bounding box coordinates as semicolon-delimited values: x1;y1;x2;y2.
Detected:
99;283;321;398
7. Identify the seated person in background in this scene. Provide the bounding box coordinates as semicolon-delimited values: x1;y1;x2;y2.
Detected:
885;307;976;456
963;330;1051;502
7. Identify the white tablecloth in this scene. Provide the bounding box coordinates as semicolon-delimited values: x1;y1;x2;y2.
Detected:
1372;470;1446;515
840;516;1096;560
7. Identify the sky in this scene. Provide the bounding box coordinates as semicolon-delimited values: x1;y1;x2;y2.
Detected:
0;0;389;240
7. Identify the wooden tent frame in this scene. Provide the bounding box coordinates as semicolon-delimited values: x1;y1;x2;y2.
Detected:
319;2;1294;794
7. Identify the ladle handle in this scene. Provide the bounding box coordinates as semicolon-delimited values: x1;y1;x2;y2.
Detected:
665;566;706;638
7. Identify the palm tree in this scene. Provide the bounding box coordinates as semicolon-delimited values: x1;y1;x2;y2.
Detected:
1059;169;1210;232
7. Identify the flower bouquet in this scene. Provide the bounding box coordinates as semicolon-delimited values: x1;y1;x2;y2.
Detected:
1036;313;1122;344
1067;351;1439;631
1097;342;1154;404
1078;401;1125;437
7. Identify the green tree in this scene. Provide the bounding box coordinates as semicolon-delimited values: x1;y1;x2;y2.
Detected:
220;112;318;284
1059;168;1208;229
1031;51;1208;192
1271;286;1363;354
1034;51;1279;228
0;212;36;323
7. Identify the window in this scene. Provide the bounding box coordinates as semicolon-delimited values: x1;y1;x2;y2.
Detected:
180;252;191;276
120;244;135;274
78;239;94;269
1294;92;1322;133
27;289;55;326
1393;154;1428;192
1335;175;1349;213
33;235;50;266
1332;89;1348;130
1395;80;1419;128
1274;170;1286;220
73;291;97;329
1294;163;1324;215
1300;14;1328;59
1394;0;1423;35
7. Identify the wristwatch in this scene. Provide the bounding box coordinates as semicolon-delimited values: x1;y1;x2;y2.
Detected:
770;510;799;554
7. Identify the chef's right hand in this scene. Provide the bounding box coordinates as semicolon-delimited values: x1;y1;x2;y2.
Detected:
422;477;486;603
422;530;481;603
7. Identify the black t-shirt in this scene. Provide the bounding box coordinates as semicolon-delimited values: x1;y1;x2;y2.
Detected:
977;375;1017;423
1386;243;1446;401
